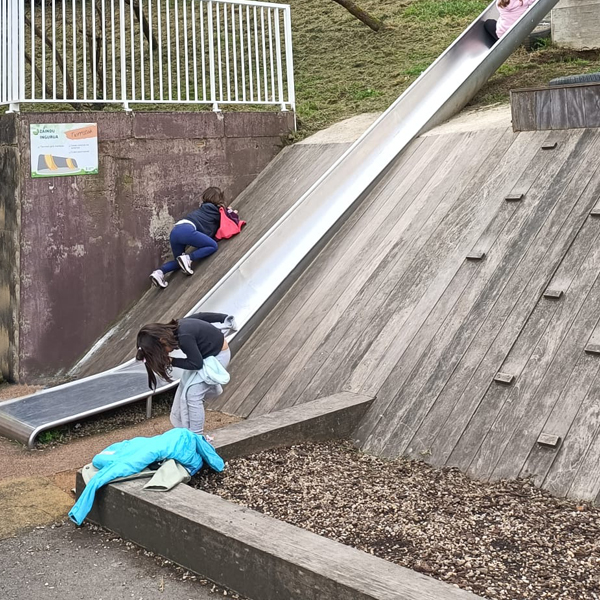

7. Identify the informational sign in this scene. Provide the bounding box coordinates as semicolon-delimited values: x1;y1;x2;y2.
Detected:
30;123;99;178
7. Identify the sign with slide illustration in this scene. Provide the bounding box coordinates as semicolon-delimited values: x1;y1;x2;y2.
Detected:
30;123;99;178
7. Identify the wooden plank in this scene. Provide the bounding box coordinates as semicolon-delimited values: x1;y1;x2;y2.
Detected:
215;134;442;415
88;482;484;600
549;88;569;131
520;350;600;486
356;199;525;452
252;130;498;418
400;131;595;466
543;369;600;499
565;86;588;129
373;132;600;461
584;320;600;355
448;298;558;473
349;131;523;406
536;89;553;131
510;91;537;132
582;86;600;129
464;212;600;480
287;129;523;417
490;266;600;482
228;134;462;418
360;131;558;457
353;261;479;448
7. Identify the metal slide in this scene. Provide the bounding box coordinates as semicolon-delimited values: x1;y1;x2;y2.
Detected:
0;0;559;447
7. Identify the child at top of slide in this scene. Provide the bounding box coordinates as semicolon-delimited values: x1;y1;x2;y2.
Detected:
484;0;537;42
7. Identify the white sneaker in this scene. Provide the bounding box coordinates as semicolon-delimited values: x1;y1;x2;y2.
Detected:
177;254;193;275
150;270;168;288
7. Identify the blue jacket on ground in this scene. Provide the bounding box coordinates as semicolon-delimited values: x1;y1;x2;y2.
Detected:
69;428;224;526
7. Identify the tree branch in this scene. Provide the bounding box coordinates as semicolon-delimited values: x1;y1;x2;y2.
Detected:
332;0;383;32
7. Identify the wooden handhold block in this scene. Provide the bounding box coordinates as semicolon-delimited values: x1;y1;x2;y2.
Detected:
543;289;563;299
505;193;524;202
466;251;486;261
590;207;600;217
537;433;561;448
494;372;514;385
585;343;600;355
542;142;558;150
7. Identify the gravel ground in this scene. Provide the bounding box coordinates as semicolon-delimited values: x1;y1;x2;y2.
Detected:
194;441;600;600
0;520;246;600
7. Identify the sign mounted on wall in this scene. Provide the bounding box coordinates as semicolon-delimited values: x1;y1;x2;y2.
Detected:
30;123;99;178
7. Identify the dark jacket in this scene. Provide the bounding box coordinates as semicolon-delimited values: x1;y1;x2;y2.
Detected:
184;203;221;238
171;312;227;371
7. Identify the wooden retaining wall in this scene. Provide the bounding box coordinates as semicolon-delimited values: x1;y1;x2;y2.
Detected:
511;83;600;132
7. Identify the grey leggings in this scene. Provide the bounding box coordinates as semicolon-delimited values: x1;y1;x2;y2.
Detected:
185;348;231;435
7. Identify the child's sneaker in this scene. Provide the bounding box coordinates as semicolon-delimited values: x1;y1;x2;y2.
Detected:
150;270;168;288
177;254;193;275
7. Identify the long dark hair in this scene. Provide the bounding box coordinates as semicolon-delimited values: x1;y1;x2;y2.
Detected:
202;186;225;207
136;320;179;389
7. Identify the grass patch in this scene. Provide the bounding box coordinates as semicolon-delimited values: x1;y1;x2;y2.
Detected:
404;0;488;20
4;0;600;139
286;0;600;135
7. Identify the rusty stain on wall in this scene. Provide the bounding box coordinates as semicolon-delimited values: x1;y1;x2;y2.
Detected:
1;111;293;382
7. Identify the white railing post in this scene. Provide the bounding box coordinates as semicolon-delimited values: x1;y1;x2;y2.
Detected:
119;0;130;110
207;0;219;111
8;0;20;110
283;5;294;112
274;8;284;111
18;0;25;102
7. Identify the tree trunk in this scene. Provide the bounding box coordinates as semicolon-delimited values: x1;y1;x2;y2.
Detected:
332;0;383;32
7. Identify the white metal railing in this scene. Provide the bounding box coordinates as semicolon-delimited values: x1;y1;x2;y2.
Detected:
0;0;294;111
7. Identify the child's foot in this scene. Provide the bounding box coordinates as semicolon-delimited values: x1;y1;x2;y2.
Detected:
150;270;168;288
177;254;193;275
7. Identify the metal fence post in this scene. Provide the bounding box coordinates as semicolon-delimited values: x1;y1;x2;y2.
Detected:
207;0;219;111
119;0;130;110
283;6;294;113
8;0;21;111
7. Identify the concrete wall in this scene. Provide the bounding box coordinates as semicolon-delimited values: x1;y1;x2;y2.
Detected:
0;111;293;382
0;117;20;381
552;0;600;50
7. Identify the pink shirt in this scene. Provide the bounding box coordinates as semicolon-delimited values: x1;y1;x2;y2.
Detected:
496;0;536;38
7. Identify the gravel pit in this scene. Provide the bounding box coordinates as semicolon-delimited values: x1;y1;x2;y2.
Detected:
193;441;600;600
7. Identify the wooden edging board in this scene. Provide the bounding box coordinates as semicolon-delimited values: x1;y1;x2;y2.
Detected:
76;392;483;600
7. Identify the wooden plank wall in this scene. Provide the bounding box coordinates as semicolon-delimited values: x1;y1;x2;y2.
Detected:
511;84;600;132
216;127;600;503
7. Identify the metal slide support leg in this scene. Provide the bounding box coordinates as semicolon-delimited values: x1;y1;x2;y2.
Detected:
146;396;153;419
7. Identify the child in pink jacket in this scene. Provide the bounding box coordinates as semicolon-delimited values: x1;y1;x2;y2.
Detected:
484;0;536;42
